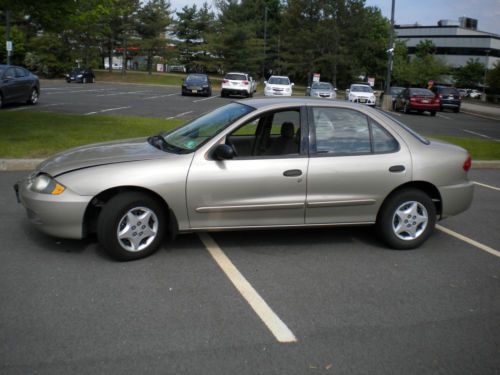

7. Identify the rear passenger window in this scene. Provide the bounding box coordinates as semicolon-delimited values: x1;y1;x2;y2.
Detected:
312;107;399;155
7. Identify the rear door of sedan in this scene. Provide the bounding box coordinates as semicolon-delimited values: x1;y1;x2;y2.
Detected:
305;106;412;224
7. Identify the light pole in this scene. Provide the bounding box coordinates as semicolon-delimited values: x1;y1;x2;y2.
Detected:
383;0;396;110
262;6;268;80
482;49;490;102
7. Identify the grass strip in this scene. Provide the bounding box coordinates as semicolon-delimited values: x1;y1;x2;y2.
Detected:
429;136;500;160
0;112;183;158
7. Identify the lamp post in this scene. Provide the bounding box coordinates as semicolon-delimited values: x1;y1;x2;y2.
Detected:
383;0;396;110
482;49;490;102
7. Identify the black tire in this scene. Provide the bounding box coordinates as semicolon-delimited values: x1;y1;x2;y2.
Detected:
97;192;167;261
403;102;410;114
0;93;3;108
430;110;436;116
454;107;460;113
26;88;39;105
376;188;436;250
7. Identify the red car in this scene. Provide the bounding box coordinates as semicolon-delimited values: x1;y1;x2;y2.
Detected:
394;88;440;116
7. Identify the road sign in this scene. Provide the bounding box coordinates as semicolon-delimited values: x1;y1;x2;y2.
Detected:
6;41;13;52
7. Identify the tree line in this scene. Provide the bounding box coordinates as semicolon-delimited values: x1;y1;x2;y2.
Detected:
1;0;498;91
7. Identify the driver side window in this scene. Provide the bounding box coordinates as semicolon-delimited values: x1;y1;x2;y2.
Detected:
226;109;301;158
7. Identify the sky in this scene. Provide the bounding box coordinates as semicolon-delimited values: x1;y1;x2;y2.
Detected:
169;0;500;35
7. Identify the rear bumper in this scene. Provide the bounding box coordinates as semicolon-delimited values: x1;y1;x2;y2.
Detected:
410;102;440;111
438;181;474;218
221;88;249;97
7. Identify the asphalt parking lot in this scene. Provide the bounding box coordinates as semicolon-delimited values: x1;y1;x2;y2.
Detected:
1;81;499;374
1;169;499;374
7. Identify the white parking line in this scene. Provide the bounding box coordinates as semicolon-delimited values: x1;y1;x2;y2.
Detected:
96;90;149;97
473;181;500;192
437;113;451;120
437;225;500;259
7;103;67;111
198;233;297;343
165;111;193;120
143;93;177;100
45;89;114;95
84;106;131;115
463;130;499;141
193;96;218;103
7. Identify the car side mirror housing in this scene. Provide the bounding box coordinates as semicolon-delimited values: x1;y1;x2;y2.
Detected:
346;89;350;93
213;144;235;160
291;83;295;86
264;81;267;85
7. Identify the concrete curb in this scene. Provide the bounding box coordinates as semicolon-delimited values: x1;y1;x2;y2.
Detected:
1;158;499;171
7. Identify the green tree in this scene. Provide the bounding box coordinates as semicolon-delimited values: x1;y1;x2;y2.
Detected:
136;0;172;74
453;58;485;88
486;62;500;94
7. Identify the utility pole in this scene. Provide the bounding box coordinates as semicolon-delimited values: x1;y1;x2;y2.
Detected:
482;49;490;102
5;9;12;65
262;6;268;80
383;0;396;110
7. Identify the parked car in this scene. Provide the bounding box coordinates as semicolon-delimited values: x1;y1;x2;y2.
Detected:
431;85;461;113
66;67;95;83
468;89;482;99
394;88;440;116
0;64;40;108
221;72;253;98
264;75;294;96
181;73;212;97
379;86;405;108
457;88;468;98
15;98;473;261
306;81;336;99
345;83;376;106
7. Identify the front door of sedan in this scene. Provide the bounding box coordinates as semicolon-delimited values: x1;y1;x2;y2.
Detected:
186;107;308;229
1;67;23;101
305;106;412;224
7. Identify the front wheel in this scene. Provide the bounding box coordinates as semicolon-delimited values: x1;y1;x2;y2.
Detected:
376;189;436;250
26;88;39;105
97;192;167;261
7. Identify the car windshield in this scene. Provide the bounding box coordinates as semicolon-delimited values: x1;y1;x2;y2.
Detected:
186;74;207;83
163;103;255;153
390;87;404;95
441;87;458;95
268;77;290;85
410;88;433;96
312;82;333;90
351;85;373;93
225;73;247;81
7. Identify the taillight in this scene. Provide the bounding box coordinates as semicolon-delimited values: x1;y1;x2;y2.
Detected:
223;79;228;83
463;154;472;171
243;80;249;85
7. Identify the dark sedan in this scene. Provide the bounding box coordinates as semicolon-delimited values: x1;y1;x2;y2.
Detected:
0;64;40;108
394;88;440;116
431;85;461;113
181;73;212;97
66;67;95;83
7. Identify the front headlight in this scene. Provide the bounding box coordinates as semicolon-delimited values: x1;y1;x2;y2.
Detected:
77;74;83;78
30;174;65;195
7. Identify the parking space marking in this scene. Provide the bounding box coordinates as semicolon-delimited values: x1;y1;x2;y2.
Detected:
437;224;500;258
473;181;500;192
437;113;451;120
45;88;114;95
143;93;177;99
165;111;193;120
7;103;67;111
84;106;131;115
463;129;499;141
96;90;150;97
198;233;297;343
193;96;219;103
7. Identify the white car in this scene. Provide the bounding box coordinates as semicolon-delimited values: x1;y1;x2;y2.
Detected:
468;89;482;99
264;75;294;96
346;84;376;106
221;72;253;98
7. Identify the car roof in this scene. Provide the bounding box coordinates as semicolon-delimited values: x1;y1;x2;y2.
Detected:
235;97;376;111
269;75;290;79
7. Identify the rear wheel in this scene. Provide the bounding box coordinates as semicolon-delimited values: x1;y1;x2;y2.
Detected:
454;107;460;113
376;189;436;250
97;192;167;261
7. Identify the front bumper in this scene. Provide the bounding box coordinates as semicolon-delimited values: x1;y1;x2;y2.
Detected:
349;97;376;106
15;178;92;239
182;86;210;96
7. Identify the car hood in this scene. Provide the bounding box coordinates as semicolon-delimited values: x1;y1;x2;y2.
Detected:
37;138;169;177
267;84;291;89
350;91;373;97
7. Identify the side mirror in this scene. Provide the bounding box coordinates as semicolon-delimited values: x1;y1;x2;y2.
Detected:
346;89;350;93
213;144;235;160
264;81;267;85
291;83;295;86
